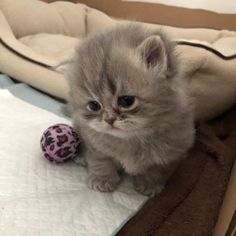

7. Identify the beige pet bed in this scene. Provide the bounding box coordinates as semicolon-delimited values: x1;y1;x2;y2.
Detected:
0;0;236;120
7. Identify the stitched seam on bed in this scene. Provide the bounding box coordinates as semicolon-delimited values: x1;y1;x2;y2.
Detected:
0;38;52;68
176;41;236;60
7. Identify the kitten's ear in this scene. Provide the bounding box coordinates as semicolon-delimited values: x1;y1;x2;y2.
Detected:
138;35;167;71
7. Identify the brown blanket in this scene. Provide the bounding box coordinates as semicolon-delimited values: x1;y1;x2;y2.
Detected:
117;105;236;236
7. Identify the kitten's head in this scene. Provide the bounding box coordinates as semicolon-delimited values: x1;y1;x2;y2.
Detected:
68;24;182;138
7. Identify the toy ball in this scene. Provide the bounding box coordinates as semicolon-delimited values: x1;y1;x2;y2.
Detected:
40;124;80;163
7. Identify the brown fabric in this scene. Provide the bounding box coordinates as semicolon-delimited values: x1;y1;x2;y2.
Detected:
117;105;236;236
61;0;236;31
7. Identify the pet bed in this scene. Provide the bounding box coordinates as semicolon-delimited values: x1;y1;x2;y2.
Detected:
0;0;236;120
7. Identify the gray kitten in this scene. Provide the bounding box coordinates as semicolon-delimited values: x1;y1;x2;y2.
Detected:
66;23;195;196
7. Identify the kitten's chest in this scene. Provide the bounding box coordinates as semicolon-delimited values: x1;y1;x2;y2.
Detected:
90;133;132;157
89;132;156;174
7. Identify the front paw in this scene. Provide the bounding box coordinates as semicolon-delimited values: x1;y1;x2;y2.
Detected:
87;174;120;192
133;175;164;197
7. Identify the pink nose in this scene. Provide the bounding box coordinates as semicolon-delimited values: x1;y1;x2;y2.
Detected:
105;117;116;126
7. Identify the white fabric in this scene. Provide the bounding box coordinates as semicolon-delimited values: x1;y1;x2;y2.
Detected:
0;90;146;236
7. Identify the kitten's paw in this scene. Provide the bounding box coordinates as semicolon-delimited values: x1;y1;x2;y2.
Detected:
87;174;120;192
133;176;164;197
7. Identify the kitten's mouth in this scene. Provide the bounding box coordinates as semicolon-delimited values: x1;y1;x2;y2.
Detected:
108;124;120;130
106;123;125;133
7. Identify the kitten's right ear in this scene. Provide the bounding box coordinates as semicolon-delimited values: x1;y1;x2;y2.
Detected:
138;35;168;73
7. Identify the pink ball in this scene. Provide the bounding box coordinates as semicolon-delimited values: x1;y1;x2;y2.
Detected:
40;124;80;163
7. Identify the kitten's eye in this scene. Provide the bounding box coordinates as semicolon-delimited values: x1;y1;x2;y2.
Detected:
118;96;135;109
87;101;102;112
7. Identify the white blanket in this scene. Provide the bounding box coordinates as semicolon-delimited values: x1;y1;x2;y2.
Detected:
0;90;146;236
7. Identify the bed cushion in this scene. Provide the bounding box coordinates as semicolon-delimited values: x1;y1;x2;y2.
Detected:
0;0;115;100
0;0;87;38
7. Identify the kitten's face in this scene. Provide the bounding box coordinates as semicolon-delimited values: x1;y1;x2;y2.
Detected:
69;32;178;138
84;94;148;138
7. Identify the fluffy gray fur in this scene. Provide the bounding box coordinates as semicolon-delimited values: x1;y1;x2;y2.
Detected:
66;23;195;196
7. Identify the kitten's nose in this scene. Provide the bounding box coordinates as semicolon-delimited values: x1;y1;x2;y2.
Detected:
105;117;116;126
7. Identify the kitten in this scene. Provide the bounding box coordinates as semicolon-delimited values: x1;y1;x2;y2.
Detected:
66;23;195;196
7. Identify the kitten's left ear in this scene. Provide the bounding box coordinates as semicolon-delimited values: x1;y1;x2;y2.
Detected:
138;35;168;72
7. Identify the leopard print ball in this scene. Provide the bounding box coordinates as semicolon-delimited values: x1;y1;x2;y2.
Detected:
40;124;80;163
